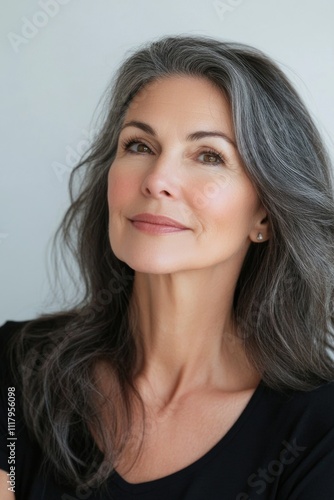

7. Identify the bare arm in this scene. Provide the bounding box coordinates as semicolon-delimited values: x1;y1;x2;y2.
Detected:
0;470;15;500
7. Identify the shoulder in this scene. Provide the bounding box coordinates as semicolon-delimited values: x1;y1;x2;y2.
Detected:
294;381;334;427
273;380;334;416
265;383;334;498
0;318;59;385
0;319;30;346
294;379;334;407
0;320;32;381
263;380;334;417
0;317;64;353
260;380;334;448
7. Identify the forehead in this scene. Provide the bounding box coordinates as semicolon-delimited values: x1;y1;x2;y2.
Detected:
124;75;234;138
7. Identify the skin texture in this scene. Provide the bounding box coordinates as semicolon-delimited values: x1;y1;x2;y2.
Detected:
108;75;269;392
106;76;271;481
108;76;270;482
109;76;268;277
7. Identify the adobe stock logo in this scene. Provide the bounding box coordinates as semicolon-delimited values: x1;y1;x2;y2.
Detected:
7;0;72;54
213;0;245;21
236;439;307;499
52;128;97;183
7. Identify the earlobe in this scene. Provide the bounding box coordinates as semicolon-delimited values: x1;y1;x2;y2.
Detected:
251;229;270;243
251;212;270;243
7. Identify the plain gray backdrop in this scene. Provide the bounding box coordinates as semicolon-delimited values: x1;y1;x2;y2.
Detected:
1;0;334;324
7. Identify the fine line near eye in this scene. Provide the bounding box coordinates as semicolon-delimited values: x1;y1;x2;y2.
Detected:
198;150;225;165
121;138;226;166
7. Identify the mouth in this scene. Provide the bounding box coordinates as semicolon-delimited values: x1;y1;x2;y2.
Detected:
129;213;189;229
129;213;189;234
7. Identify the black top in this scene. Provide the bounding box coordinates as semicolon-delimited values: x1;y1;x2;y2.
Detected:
1;320;334;500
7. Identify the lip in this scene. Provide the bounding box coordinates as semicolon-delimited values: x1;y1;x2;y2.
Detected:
129;213;189;229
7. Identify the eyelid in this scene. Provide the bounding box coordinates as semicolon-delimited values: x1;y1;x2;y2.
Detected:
196;147;227;165
120;135;155;154
120;134;228;164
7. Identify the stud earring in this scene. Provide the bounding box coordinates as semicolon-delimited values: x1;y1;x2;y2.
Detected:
256;233;263;241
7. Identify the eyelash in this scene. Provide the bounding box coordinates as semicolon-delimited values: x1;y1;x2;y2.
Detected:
199;149;225;166
121;136;154;155
120;136;226;166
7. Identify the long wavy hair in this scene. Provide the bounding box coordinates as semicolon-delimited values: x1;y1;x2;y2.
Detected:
9;34;334;489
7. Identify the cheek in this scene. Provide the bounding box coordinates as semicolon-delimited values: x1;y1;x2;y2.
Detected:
107;165;135;210
194;178;259;230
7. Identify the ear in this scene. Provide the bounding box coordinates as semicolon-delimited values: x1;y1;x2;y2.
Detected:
249;209;271;243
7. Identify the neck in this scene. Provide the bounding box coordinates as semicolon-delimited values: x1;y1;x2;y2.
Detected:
128;267;259;407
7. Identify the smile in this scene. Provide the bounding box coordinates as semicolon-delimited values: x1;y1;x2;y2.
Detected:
129;213;189;234
130;220;188;234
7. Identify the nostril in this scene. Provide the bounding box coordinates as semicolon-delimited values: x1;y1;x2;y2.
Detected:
144;187;171;197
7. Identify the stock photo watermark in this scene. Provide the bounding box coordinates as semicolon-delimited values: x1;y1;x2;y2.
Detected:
213;0;245;21
7;387;16;493
236;439;307;499
52;128;96;183
7;0;72;54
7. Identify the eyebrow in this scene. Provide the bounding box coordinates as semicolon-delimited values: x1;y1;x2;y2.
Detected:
121;120;236;148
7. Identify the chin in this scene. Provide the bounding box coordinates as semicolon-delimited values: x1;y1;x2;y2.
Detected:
116;252;189;274
124;259;180;274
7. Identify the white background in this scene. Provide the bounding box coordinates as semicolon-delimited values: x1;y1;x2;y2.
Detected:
1;0;333;324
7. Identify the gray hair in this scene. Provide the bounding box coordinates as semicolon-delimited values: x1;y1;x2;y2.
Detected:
9;34;334;490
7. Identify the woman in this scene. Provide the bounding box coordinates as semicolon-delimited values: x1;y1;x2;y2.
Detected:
1;35;334;499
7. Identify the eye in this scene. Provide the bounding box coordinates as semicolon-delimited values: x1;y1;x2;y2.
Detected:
198;150;225;166
121;138;154;155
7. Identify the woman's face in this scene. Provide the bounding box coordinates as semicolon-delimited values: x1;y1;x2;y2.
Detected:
107;75;268;274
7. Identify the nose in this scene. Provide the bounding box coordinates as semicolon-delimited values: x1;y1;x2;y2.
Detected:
140;153;182;199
